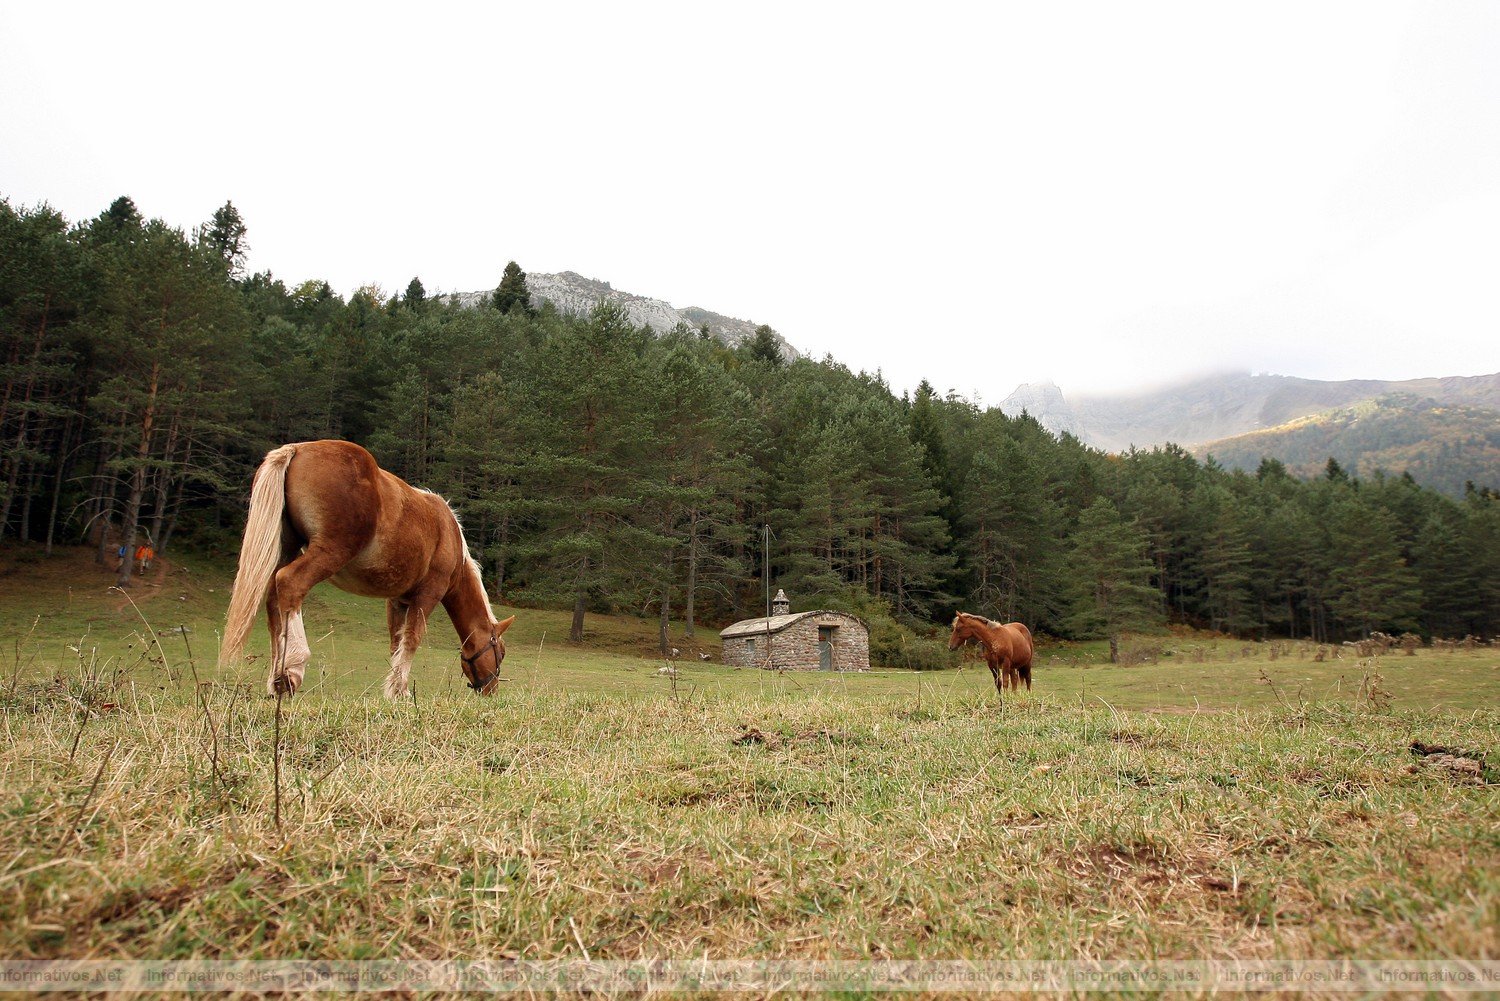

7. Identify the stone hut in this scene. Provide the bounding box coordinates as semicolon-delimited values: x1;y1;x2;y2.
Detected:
719;590;870;671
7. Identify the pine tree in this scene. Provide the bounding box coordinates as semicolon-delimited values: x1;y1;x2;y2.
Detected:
1462;491;1500;637
644;341;754;640
1323;495;1422;635
504;303;667;640
0;201;84;543
202;201;248;279
1062;498;1161;661
1412;510;1481;638
744;324;783;366
492;261;532;315
404;277;427;311
1186;483;1255;633
87;218;250;584
957;433;1061;625
100;196;142;237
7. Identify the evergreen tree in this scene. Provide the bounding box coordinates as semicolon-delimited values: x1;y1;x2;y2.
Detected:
1323;495;1423;635
1062;498;1161;661
744;324;783;366
404;277;427;311
0;201;85;544
644;339;754;640
505;303;667;640
492;261;532;315
438;369;530;597
957;432;1061;626
837;396;954;618
1185;483;1255;633
99;196;142;238
86;218;250;584
1462;491;1500;638
1411;509;1481;638
202;201;248;279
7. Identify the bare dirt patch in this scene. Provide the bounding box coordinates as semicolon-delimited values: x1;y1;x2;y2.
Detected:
1068;842;1234;897
1409;741;1495;785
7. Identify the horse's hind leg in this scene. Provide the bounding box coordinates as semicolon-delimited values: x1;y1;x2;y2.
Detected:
263;531;303;696
267;540;356;695
383;595;436;699
268;592;312;697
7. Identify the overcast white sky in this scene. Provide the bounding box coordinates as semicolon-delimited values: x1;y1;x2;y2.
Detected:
3;1;1497;398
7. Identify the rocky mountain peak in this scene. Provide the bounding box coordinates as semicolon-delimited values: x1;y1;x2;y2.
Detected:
451;271;799;360
1000;381;1082;437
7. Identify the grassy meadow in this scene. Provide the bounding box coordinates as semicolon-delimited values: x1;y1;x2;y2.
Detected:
1;546;1497;971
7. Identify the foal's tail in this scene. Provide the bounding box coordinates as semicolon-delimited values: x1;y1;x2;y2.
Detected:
219;445;298;668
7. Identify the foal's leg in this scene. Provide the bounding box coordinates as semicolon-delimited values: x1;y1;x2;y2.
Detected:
988;659;1005;698
383;595;436;699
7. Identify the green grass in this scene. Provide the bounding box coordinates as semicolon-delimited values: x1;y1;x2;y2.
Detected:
1;546;1497;966
5;546;1497;712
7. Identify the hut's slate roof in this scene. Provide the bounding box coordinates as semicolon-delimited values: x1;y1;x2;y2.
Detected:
719;610;866;639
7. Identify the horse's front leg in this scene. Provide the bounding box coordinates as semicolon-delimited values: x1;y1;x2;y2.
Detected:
383;596;434;699
386;600;409;657
988;659;1005;698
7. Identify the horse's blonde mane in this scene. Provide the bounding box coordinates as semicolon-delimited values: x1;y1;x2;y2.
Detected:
444;498;494;621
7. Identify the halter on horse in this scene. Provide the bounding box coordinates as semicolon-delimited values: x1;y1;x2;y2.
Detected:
948;612;1034;700
219;440;514;698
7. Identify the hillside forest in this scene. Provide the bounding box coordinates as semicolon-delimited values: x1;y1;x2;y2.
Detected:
3;196;1499;661
1202;394;1500;498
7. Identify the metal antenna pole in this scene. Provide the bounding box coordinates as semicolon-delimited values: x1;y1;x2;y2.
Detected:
763;523;770;618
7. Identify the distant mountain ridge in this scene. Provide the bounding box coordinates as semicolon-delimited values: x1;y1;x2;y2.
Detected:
1002;371;1500;453
452;272;799;359
1200;394;1500;496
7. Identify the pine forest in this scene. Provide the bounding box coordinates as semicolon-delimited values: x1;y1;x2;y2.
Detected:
3;196;1498;662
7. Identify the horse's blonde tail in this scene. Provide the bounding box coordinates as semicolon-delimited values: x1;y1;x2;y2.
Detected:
219;445;297;668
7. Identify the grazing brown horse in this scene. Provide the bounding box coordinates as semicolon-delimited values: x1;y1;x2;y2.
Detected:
218;440;514;698
948;612;1034;698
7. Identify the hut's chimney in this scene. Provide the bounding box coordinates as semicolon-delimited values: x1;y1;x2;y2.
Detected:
772;589;791;616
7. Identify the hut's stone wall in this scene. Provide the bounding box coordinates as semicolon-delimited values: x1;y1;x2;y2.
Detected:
721;611;869;671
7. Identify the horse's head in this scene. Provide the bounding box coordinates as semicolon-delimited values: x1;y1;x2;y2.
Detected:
461;615;515;695
948;613;975;651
